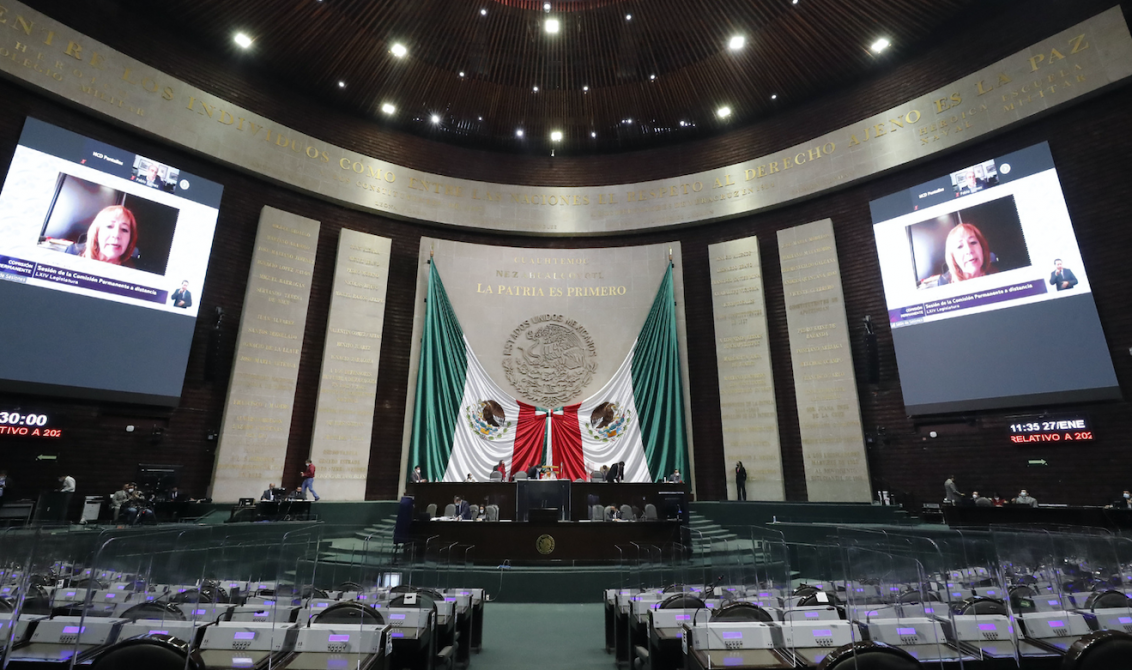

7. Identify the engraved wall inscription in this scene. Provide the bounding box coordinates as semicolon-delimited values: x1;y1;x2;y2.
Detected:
778;219;871;503
708;236;784;501
211;207;320;501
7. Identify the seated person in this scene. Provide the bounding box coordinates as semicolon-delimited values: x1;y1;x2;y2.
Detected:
261;483;279;501
972;491;993;507
669;469;683;483
110;483;131;521
453;495;471;520
604;505;621;522
466;473;474;482
1012;489;1038;507
1107;491;1132;509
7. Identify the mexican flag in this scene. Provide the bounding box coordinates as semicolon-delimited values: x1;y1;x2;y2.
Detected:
408;261;688;483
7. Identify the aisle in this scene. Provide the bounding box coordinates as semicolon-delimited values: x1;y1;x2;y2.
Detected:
475;603;610;670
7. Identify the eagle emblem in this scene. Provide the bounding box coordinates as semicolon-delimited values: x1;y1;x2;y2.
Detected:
465;399;512;441
503;321;597;406
586;401;631;442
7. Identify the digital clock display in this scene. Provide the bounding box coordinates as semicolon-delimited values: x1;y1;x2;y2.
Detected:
0;410;62;438
1008;415;1092;443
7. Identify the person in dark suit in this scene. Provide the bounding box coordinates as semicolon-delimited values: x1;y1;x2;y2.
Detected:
735;462;747;501
1049;259;1078;291
453;495;471;520
606;461;621;483
526;464;539;479
171;280;193;308
410;465;427;483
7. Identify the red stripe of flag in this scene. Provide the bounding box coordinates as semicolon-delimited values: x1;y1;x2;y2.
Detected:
551;404;586;482
511;402;545;476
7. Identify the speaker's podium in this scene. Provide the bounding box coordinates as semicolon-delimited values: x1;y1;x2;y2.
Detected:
517;479;570;522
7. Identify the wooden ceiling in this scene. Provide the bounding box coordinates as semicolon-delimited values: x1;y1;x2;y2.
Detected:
129;0;981;155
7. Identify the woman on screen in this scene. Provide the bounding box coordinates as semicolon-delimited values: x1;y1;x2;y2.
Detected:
920;222;996;287
67;205;138;267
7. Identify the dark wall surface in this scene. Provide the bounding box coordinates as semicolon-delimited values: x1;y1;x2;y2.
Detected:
1;0;1131;508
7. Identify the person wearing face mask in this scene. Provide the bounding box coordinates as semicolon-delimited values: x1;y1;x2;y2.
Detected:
1108;491;1132;510
1013;489;1038;507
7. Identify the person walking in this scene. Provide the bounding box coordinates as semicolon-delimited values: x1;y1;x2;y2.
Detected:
299;459;320;501
735;462;747;501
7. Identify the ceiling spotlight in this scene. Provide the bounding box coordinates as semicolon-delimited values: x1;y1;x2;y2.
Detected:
770;93;777;100
478;116;483;121
679;121;685;127
390;43;408;58
516;129;524;137
623;118;632;124
480;8;487;15
649;74;656;81
337;81;346;88
543;2;551;9
717;106;731;119
545;18;560;34
233;32;253;49
793;0;799;4
381;103;395;114
625;14;632;20
430;114;440;124
533;85;539;92
582;85;589;92
550;130;563;142
871;37;891;53
458;71;465;77
591;131;596;137
729;35;745;50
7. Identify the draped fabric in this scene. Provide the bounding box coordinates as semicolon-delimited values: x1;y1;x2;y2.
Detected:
631;264;688;480
510;402;547;476
410;261;688;485
408;262;468;483
550;405;586;481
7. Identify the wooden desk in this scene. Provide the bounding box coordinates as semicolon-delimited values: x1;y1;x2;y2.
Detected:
943;505;1132;530
407;519;682;565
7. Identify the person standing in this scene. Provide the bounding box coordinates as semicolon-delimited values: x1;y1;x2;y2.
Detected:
299;459;319;501
735;462;747;501
944;475;962;505
605;462;620;483
0;469;7;506
58;474;76;522
493;460;507;479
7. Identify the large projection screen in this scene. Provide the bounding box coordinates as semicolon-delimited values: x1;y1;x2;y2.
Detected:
871;142;1119;415
0;118;223;406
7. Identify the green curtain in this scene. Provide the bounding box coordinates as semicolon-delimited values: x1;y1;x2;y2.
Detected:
408;262;468;483
631;264;689;482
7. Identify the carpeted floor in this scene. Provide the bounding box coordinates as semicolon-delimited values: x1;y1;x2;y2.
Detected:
476;603;610;669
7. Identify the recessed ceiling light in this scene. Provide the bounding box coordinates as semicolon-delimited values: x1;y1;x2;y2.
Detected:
459;71;465;77
381;103;396;114
533;85;539;92
679;121;686;127
478;116;483;121
516;129;524;137
591;131;596;137
337;81;346;88
545;18;560;34
871;37;891;53
480;8;487;15
623;118;632;124
625;14;632;21
793;0;799;4
729;35;745;50
770;93;777;100
582;85;589;92
233;33;253;49
543;2;551;9
390;43;408;58
430;114;440;124
550;131;563;142
649;74;656;81
717;106;731;118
